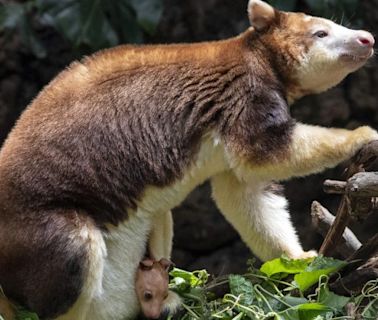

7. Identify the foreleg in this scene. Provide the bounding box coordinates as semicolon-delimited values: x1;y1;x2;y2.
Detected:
233;124;378;181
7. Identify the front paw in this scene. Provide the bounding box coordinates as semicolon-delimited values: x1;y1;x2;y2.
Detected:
163;290;181;315
351;126;378;146
289;250;318;260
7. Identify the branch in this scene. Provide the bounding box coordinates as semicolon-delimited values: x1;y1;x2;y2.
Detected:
311;201;361;258
346;172;378;198
347;233;378;264
330;267;378;295
323;180;346;194
319;141;378;256
319;196;352;256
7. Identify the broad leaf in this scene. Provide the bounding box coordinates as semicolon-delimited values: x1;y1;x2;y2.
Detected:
15;307;39;320
104;0;143;44
169;268;208;292
229;275;255;306
0;3;25;30
128;0;163;35
260;256;313;277
268;0;298;11
294;256;347;292
317;285;350;312
297;303;333;320
18;15;47;58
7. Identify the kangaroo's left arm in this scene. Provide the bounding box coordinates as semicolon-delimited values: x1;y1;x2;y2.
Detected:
213;122;377;261
234;123;378;182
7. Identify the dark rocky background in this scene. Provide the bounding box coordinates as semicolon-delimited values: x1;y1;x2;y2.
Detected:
0;0;377;276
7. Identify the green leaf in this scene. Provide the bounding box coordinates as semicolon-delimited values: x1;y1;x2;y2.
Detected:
18;15;47;58
282;296;309;307
317;285;350;312
0;3;25;30
104;0;143;44
361;299;378;319
268;0;298;11
41;0;81;43
260;256;313;277
78;0;117;49
294;256;347;292
297;303;332;320
169;268;208;292
128;0;163;35
229;275;255;306
15;307;39;320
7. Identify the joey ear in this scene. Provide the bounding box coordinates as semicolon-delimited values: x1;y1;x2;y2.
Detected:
140;259;154;270
248;0;277;31
158;258;174;271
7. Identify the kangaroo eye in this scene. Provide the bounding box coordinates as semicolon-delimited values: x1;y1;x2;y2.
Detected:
144;291;153;301
314;30;328;38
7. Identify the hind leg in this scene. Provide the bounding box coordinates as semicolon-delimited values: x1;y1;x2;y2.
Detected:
0;209;105;320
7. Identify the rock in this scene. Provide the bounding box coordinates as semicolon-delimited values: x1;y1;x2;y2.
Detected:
173;182;239;252
187;240;251;275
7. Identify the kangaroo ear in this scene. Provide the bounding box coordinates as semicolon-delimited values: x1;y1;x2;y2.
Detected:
248;0;277;31
139;259;154;270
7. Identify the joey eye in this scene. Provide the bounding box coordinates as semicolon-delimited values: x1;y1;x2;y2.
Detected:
314;30;328;38
144;291;153;301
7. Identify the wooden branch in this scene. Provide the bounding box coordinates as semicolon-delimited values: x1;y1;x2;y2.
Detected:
348;140;378;173
320;142;378;256
311;201;361;258
323;173;378;198
330;268;378;295
319;196;352;256
323;180;346;194
347;233;378;263
350;197;375;221
346;172;378;198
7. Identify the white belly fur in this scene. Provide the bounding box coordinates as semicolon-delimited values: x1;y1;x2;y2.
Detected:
64;133;228;320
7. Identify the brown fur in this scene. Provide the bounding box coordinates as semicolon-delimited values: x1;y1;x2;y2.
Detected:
0;6;331;319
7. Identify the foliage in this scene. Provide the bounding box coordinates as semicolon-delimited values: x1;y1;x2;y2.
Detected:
169;255;378;320
268;0;360;25
5;255;378;319
0;0;163;58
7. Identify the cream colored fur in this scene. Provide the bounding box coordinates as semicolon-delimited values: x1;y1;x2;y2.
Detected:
149;211;174;260
293;17;374;97
230;124;378;182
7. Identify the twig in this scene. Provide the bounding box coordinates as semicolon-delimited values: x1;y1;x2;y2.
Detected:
311;201;361;258
319;195;353;256
323;180;346;194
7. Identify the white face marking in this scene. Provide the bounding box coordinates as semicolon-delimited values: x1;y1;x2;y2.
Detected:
295;16;374;94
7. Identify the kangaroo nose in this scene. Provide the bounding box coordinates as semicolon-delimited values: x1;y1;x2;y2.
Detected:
357;31;375;48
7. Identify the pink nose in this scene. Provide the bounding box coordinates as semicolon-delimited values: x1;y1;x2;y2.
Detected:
357;32;375;48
